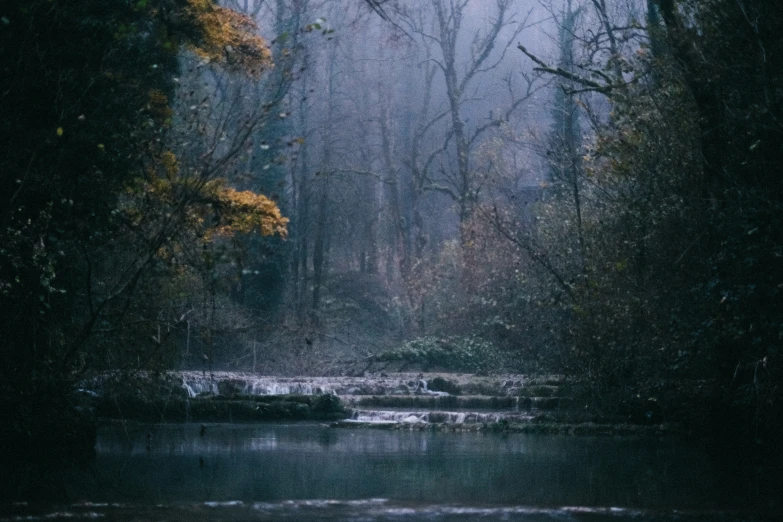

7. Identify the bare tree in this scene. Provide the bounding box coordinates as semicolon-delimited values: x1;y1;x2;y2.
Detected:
397;0;535;245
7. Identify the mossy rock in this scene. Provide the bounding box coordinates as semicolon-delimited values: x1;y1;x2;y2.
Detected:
427;377;461;395
530;397;561;410
312;393;344;414
460;382;505;396
519;385;559;397
460;396;517;409
217;380;245;397
96;394;347;423
371;336;506;373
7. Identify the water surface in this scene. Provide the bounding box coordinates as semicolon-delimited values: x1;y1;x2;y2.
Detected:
1;423;774;521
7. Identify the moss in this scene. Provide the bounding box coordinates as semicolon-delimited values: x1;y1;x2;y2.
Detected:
530;397;562;410
519;385;559;397
459;382;506;396
216;379;245;397
427;377;461;395
312;393;344;414
95;394;347;423
371;336;506;373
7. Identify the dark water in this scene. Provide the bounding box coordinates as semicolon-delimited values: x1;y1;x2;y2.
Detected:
1;423;776;521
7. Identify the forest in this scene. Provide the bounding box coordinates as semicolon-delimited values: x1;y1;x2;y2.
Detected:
1;0;781;467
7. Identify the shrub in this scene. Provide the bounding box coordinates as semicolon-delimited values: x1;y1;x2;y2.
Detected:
427;377;461;395
373;336;506;373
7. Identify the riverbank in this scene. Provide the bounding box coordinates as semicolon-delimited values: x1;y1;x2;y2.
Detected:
7;370;766;457
82;371;693;439
95;393;347;423
331;418;683;436
3;370;781;518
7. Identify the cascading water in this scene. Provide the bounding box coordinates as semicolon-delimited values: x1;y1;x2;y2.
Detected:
348;409;534;425
173;371;558;425
178;372;455;399
182;379;219;398
242;381;329;396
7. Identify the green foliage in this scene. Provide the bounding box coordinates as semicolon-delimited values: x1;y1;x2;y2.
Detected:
0;0;282;447
373;336;506;373
515;0;783;445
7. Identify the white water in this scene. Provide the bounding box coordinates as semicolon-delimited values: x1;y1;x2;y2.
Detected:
348;409;534;425
175;372;554;425
180;372;460;399
182;379;219;397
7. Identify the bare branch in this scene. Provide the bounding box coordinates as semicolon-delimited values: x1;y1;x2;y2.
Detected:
518;44;614;94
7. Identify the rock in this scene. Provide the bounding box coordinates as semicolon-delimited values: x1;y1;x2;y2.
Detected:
427;377;461;395
217;380;243;397
312;394;344;415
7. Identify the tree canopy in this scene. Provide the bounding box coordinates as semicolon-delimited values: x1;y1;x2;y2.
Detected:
0;0;285;439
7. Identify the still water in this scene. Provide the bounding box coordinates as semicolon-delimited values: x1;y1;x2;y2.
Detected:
1;423;775;521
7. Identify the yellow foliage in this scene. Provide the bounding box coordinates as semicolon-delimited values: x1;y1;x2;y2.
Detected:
146;177;174;199
148;89;173;122
213;186;288;238
182;0;272;75
160;150;179;178
126;162;286;246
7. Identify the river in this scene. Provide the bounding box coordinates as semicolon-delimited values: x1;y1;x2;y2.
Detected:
0;422;774;521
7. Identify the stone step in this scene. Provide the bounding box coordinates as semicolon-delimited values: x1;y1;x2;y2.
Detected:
171;372;573;398
343;395;570;411
345;409;536;425
87;372;579;410
95;394;347;423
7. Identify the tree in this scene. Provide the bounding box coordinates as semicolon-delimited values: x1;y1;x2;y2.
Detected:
0;0;284;448
397;0;533;243
547;0;587;274
512;0;783;444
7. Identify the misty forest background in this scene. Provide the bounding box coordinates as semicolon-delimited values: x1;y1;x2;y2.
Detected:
1;0;781;449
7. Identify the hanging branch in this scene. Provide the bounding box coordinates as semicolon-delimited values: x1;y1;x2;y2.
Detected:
364;0;390;20
518;44;615;94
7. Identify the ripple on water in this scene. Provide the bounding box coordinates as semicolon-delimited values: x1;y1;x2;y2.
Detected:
0;502;775;522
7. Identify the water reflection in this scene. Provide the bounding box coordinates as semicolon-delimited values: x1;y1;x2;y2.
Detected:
0;423;775;521
58;424;765;508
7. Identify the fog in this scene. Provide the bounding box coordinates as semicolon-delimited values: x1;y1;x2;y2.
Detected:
182;1;593;370
3;0;782;497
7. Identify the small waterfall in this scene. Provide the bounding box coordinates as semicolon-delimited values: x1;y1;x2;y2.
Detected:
173;372;544;427
352;410;430;424
242;380;330;396
347;409;533;425
176;372;460;398
182;377;219;398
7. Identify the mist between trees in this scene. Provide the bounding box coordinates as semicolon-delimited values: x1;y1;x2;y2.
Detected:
1;0;781;449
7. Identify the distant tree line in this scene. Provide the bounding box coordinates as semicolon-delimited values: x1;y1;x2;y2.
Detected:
1;0;781;458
